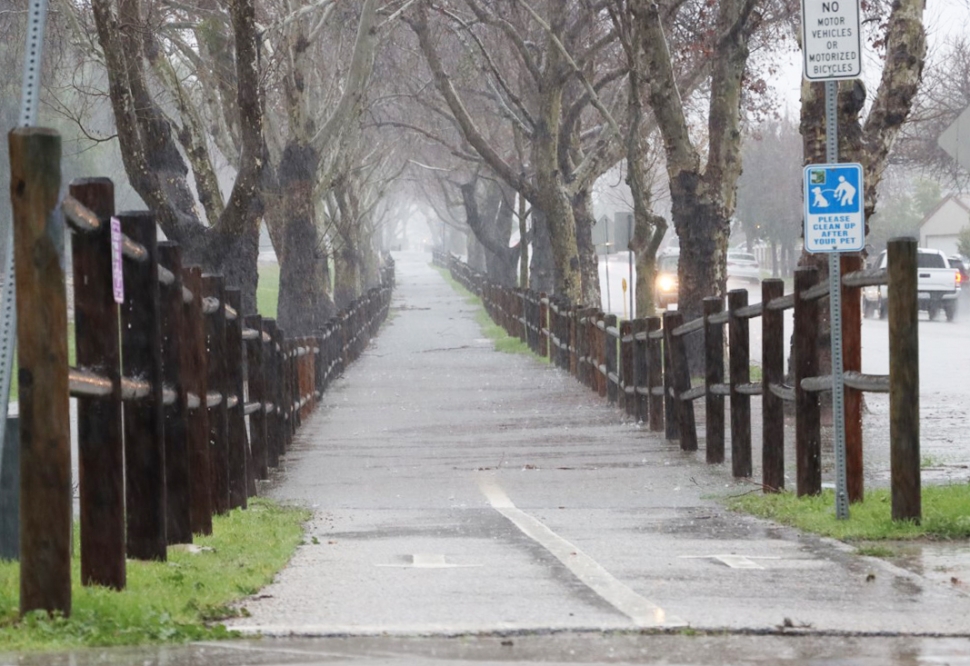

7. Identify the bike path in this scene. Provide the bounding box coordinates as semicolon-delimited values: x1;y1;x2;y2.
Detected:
226;251;970;637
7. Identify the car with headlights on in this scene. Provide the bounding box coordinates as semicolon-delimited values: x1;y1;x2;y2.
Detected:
654;250;679;309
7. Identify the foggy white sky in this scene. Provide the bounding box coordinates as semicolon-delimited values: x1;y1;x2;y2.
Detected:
774;0;970;113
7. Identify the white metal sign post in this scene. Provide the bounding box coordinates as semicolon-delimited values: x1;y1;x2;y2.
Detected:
802;0;863;520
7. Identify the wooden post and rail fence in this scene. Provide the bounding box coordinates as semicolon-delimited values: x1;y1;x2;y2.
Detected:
434;238;921;522
6;128;394;618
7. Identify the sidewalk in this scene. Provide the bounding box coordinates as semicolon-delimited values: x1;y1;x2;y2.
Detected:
226;251;970;637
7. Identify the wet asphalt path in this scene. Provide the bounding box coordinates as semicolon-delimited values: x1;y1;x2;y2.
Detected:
218;252;970;639
7;251;969;666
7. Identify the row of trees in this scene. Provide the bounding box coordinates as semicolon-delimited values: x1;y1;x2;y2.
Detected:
10;0;962;327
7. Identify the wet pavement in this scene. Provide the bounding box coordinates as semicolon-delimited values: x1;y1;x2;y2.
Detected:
4;634;970;665
6;251;970;665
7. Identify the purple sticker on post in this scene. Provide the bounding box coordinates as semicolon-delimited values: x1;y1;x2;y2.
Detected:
111;216;124;304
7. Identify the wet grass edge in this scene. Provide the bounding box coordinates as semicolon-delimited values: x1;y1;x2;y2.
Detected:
0;498;309;652
726;485;970;542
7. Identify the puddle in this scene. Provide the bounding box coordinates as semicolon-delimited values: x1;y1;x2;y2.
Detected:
873;541;970;595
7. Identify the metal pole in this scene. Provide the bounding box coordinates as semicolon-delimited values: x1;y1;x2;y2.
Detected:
628;214;634;319
826;79;850;521
0;0;50;468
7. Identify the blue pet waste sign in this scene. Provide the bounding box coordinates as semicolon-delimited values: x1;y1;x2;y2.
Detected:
803;163;864;253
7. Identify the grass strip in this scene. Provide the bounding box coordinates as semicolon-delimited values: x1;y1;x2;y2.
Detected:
728;485;970;541
0;498;309;652
431;265;535;357
257;262;280;319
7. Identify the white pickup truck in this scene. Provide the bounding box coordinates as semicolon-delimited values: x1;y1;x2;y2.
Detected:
862;247;962;321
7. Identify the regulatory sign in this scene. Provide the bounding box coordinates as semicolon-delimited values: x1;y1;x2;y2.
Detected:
803;163;865;253
801;0;862;81
938;104;970;172
110;216;124;304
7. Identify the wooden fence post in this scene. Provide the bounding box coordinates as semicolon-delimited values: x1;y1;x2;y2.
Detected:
761;279;786;492
728;289;752;478
590;311;609;398
246;315;268;481
539;293;549;358
646;316;664;432
120;211;167;561
182;267;212;535
842;253;864;503
11;127;72;615
620;320;634;415
281;335;294;445
203;275;230;514
225;288;249;510
794;267;822;496
632;319;648;423
569;306;579;377
662;312;679;442
263;319;283;467
605;314;618;404
703;297;725;465
314;331;325;399
888;238;920;522
665;313;696;451
69;178;125;589
158;243;191;544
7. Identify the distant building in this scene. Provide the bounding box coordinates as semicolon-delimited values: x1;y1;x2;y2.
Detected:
918;194;970;256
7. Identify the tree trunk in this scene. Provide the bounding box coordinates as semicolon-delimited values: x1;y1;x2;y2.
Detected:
334;242;361;310
467;234;487;273
572;189;601;307
673;196;730;323
529;208;555;294
276;141;335;334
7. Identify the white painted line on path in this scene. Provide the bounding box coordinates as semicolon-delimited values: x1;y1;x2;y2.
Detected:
477;475;686;629
376;553;481;568
679;555;781;570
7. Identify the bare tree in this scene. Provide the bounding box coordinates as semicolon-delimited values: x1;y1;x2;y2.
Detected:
409;0;626;306
89;0;266;307
631;0;761;321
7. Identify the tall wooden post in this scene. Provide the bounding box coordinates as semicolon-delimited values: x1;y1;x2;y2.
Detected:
646;316;664;432
120;211;167;561
182;267;212;535
761;279;786;492
665;312;696;451
888;238;920;522
246;315;268;481
620;320;634;416
604;314;618;404
11;128;72;615
203;275;230;514
70;178;125;588
703;297;725;465
225;288;249;510
263;319;282;467
728;289;751;478
841;254;864;502
158;243;191;543
794;267;822;496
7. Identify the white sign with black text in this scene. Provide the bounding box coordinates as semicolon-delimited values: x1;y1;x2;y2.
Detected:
801;0;862;81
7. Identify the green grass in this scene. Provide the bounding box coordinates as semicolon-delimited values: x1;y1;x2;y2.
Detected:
0;498;309;652
257;262;280;319
432;265;536;357
728;485;970;541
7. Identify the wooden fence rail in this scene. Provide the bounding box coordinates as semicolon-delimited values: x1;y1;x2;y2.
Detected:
434;237;920;520
9;128;394;617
